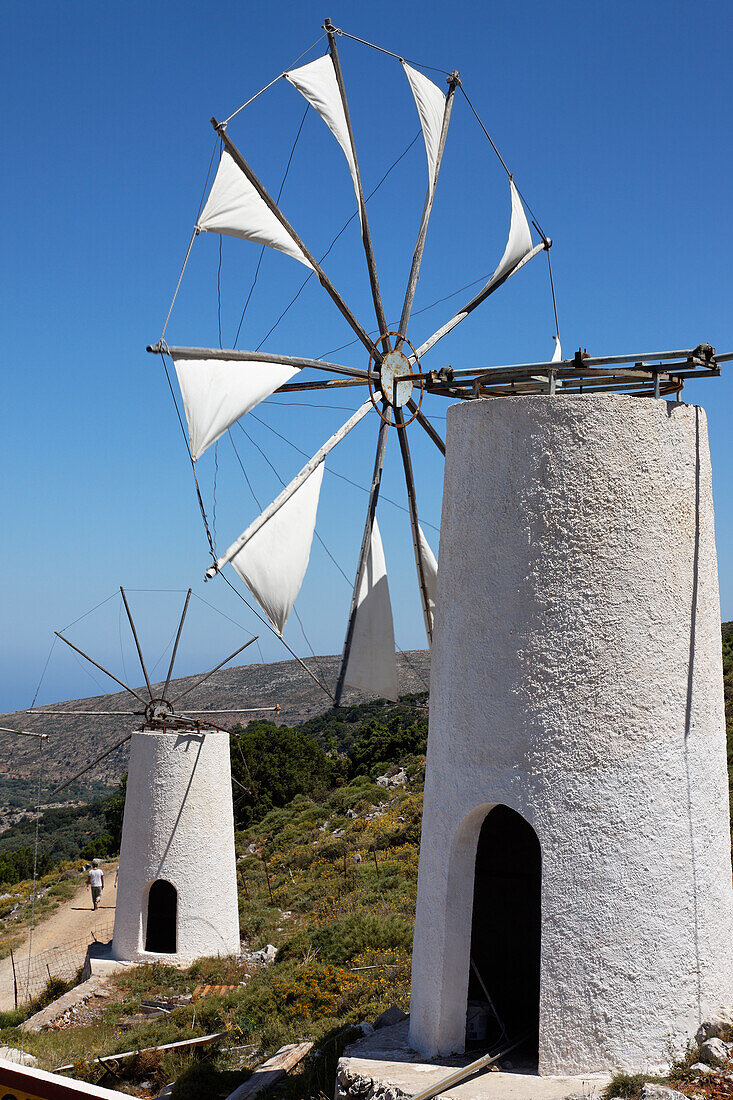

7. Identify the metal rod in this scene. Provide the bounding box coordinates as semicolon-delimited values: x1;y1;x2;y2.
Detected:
0;725;49;740
180;706;279;714
407;399;446;455
470;956;507;1042
50;733;133;796
148;343;371;380
21;711;139;717
54;632;149;707
210;121;381;363
120;587;154;701
413;241;546;361
407;1037;527;1100
394;407;433;644
448;348;713;378
335;406;391;705
171;636;258;705
208;399;373;576
325;20;390;352
396;74;458;351
163;588;191;701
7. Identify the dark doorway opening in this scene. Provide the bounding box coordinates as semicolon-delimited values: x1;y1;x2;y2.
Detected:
466;805;541;1063
145;879;177;953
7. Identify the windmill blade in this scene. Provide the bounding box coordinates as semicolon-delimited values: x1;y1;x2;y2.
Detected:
230;461;324;635
50;733;133;797
335;409;392;705
163;588;192;701
207;398;374;577
393;407;434;645
0;725;49;740
395;67;458;349
171;636;258;705
210;122;381;362
407;399;446;455
120;587;154;700
54;631;149;707
338;518;398;703
312;24;390;348
411;181;546;361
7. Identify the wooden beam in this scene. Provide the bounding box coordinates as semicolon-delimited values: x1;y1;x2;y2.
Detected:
335;408;391;705
120;587;153;701
211;121;380;362
148;344;371;381
394;408;433;644
325;21;390;352
407;400;446;456
162;588;191;701
54;631;148;707
171;636;258;705
225;1042;313;1100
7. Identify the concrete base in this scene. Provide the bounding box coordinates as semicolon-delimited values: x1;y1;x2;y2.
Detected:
337;1023;612;1100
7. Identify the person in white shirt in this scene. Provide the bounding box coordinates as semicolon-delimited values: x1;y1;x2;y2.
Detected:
87;859;104;910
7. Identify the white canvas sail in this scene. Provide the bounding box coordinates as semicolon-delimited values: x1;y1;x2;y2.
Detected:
552;335;562;362
197;150;313;269
173;356;299;461
402;62;446;198
285;55;362;223
488;178;533;288
230;461;325;635
343;520;398;700
417;523;438;640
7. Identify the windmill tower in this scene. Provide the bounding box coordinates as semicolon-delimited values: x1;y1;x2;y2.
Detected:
49;589;275;964
409;382;733;1075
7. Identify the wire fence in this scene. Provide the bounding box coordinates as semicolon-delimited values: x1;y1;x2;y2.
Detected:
6;923;113;1005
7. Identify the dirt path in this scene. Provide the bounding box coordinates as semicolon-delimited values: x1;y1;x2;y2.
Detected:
0;876;118;1010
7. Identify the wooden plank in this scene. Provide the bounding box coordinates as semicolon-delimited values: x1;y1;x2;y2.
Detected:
225;1042;313;1100
54;1032;224;1072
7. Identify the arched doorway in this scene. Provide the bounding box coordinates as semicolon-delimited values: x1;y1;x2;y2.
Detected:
466;805;541;1062
145;879;177;953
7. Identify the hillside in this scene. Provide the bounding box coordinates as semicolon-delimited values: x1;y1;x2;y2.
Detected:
0;651;430;796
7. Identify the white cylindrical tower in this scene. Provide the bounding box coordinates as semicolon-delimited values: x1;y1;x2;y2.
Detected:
112;728;240;963
410;394;733;1075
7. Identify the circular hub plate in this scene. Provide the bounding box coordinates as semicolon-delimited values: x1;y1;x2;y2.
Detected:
380;349;413;408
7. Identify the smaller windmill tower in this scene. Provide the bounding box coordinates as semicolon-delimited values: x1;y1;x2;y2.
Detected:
52;588;271;964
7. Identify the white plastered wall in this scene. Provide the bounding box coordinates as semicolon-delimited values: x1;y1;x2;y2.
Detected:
112;729;240;963
409;394;733;1075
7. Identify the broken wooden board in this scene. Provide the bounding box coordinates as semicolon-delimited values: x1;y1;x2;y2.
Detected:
225;1042;313;1099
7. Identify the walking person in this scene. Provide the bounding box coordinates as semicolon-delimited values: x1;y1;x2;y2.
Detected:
87;858;104;910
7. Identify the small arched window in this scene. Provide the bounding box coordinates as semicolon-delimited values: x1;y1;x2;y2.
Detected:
145;879;177;953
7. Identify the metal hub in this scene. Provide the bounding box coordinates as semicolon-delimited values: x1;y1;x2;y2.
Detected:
145;698;175;726
380;349;413;407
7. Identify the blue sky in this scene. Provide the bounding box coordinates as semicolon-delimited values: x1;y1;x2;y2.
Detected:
2;0;732;713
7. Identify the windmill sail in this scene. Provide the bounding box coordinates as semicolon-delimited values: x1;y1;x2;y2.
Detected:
230;461;325;635
342;520;398;701
488;178;533;289
173;355;299;461
417;524;438;641
197;150;313;269
552;335;562;362
402;62;446;199
285;55;362;224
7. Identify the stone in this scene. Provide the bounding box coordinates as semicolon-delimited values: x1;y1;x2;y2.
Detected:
373;1005;408;1030
690;1063;715;1076
332;828;345;838
696;1007;733;1044
641;1086;687;1100
700;1037;732;1066
346;809;358;819
0;1046;38;1066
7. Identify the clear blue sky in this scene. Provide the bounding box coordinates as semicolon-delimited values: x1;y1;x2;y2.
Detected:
2;0;732;714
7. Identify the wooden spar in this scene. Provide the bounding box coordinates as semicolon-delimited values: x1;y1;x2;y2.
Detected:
210;120;381;363
275;377;370;393
163;588;191;701
335;407;391;706
54;631;149;707
325;20;390;352
171;636;258;705
225;1041;314;1099
207;399;373;576
395;74;459;352
50;733;134;796
406;1037;527;1100
55;1032;224;1072
394;407;433;644
148;343;373;380
412;240;547;361
120;587;153;700
407;399;446;455
0;725;49;740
